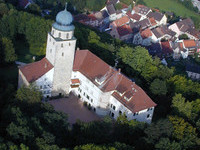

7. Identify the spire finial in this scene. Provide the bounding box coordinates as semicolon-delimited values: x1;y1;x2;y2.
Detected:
65;2;68;11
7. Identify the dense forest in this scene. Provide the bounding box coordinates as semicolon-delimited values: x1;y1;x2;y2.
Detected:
0;0;200;149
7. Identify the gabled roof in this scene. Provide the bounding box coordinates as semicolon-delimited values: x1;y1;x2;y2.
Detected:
147;12;164;21
138;18;151;30
106;4;116;15
133;5;151;15
183;40;196;48
176;18;194;32
149;17;157;26
113;15;130;27
161;41;173;54
107;0;118;5
140;28;152;39
126;11;141;21
117;24;133;37
73;50;156;113
19;58;53;83
186;28;200;39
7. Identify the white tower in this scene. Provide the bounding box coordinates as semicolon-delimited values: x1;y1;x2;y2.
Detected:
46;4;76;96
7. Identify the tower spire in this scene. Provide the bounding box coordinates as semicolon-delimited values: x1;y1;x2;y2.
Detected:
65;2;68;11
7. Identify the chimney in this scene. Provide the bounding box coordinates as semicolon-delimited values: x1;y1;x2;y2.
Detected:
44;63;47;69
77;47;80;51
118;68;121;73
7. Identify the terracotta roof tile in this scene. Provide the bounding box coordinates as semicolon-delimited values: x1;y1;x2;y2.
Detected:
183;40;196;48
73;50;157;113
19;58;53;83
127;11;141;21
117;24;133;36
149;17;157;26
161;41;173;54
140;28;152;39
113;16;130;27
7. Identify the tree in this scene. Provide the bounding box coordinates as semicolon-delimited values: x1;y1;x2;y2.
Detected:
0;3;9;17
178;34;189;40
155;138;181;150
144;119;173;145
16;85;42;104
171;94;192;118
1;37;17;63
168;116;199;149
150;79;167;95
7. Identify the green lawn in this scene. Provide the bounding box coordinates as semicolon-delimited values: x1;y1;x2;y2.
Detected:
143;0;200;27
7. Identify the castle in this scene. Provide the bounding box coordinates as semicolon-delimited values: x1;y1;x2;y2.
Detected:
18;6;156;123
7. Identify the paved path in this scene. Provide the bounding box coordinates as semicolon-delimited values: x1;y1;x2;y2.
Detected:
49;94;101;124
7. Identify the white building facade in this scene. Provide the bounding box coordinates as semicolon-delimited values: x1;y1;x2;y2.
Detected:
18;6;157;123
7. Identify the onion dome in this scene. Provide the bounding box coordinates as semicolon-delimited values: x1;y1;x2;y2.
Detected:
52;3;75;31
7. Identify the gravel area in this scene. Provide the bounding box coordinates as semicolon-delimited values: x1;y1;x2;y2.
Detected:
49;93;101;124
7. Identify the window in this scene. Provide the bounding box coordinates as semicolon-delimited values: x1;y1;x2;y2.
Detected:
113;105;116;110
44;85;47;89
147;108;150;111
53;42;55;45
93;108;96;112
50;49;52;53
111;112;114;117
52;30;54;35
61;43;63;47
87;95;89;99
62;52;64;56
110;104;113;108
91;99;93;103
69;42;71;46
43;91;46;94
147;114;150;118
66;33;69;39
83;92;85;96
133;113;136;116
40;85;42;89
59;32;61;37
119;111;122;115
49;37;51;42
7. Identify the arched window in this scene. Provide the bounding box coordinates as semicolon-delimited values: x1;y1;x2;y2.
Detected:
59;32;61;37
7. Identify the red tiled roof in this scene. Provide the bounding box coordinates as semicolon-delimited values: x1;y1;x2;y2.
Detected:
161;41;173;54
140;28;152;39
88;14;97;21
19;58;53;83
71;79;80;84
183;40;196;48
117;24;133;37
113;16;130;27
127;11;141;21
149;17;157;26
73;50;157;112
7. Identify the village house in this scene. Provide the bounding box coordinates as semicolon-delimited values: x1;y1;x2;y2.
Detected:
18;5;156;123
147;11;167;26
132;4;152;20
151;25;176;43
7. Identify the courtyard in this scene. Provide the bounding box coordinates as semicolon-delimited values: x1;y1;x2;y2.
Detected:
48;93;101;124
